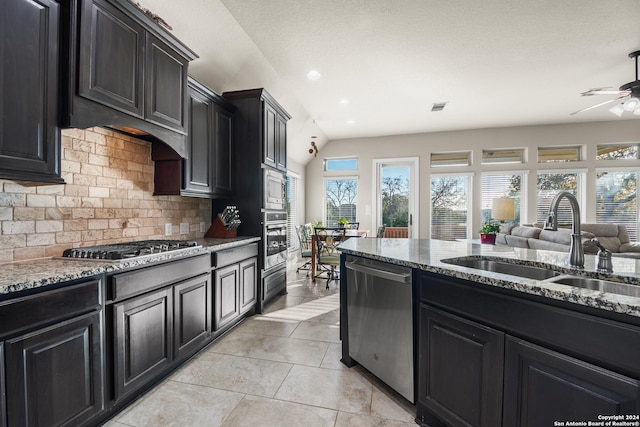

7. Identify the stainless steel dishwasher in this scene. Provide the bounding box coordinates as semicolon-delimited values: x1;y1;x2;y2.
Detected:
345;255;414;403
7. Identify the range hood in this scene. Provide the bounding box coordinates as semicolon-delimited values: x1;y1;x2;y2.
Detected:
60;0;197;159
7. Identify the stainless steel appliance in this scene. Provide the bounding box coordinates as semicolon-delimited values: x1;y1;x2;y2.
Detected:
345;255;414;403
263;211;287;270
61;240;201;261
263;168;286;210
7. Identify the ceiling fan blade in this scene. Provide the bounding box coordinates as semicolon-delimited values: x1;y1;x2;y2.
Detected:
581;89;628;96
570;95;629;115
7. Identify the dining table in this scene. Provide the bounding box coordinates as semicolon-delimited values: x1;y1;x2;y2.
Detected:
310;229;368;280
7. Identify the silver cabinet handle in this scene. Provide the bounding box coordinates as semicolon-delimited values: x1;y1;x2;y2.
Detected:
345;261;411;283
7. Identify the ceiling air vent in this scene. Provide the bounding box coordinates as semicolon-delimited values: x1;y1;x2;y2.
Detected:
431;102;448;112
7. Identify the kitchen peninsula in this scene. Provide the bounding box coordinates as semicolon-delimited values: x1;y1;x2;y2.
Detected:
338;238;640;427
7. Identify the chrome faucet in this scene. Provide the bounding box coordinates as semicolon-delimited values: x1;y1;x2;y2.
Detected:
543;191;584;268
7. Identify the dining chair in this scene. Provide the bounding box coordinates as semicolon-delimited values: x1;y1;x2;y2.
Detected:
313;226;347;289
295;224;312;276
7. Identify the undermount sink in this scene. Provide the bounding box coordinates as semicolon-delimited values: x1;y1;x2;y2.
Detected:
551;276;640;298
441;257;560;281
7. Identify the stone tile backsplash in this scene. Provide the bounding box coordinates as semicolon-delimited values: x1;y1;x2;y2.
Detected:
0;128;211;263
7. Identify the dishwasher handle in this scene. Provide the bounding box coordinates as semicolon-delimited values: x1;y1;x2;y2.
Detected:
346;260;411;283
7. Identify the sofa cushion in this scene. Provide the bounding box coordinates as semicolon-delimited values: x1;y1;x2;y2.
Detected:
528;239;570;253
511;226;542;239
538;228;595;244
505;234;530;248
620;242;640;253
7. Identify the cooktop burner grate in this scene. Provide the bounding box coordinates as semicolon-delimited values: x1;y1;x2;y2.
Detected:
61;240;201;260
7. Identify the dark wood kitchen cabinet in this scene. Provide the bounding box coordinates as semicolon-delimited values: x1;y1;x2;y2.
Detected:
223;89;290;173
0;0;64;184
111;254;210;401
62;0;197;158
174;273;212;359
503;337;640;426
113;286;173;401
154;77;234;198
417;271;640;427
212;243;258;330
418;305;504;427
0;277;104;427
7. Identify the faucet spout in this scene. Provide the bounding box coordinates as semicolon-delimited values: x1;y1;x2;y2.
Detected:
543;191;584;268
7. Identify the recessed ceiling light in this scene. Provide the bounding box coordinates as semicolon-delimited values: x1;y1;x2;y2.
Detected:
339;99;349;105
307;70;321;80
347;120;356;124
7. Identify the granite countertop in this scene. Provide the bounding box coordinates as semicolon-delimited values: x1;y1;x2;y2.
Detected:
0;237;260;297
338;238;640;318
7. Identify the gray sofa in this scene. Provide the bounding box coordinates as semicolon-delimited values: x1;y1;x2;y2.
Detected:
495;223;640;258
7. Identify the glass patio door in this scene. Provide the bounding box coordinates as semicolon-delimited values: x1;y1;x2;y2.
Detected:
374;158;419;238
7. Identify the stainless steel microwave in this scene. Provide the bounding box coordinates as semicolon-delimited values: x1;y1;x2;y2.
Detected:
264;168;286;210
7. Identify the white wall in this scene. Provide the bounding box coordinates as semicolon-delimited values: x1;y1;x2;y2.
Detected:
305;120;640;238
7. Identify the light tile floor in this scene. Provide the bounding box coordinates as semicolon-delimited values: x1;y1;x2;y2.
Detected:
103;265;416;427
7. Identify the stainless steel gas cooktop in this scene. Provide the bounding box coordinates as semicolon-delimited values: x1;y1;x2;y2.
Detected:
61;240;201;261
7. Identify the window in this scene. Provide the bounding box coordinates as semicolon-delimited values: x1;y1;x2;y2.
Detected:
482;149;525;164
430;151;471;167
324;157;358;171
286;174;300;250
538;146;582;163
596;143;640;160
481;173;525;224
430;175;470;240
536;171;584;225
325;178;357;227
596;170;638;241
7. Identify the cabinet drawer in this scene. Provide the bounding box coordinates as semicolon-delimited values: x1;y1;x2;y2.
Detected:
0;278;102;339
111;255;209;301
213;243;258;268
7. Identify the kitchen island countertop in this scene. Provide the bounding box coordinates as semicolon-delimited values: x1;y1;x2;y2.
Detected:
338;238;640;318
0;237;260;296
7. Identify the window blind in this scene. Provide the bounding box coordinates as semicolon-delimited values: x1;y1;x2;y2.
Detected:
481;174;522;224
286;175;299;250
430;175;469;240
596;171;638;241
325;178;357;227
536;172;580;225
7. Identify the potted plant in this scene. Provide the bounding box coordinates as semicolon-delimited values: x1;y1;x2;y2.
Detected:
479;222;500;244
337;217;349;228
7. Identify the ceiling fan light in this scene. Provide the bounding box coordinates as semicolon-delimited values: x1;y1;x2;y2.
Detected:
623;97;640;111
609;103;625;117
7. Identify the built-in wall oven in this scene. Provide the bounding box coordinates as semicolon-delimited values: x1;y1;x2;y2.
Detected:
264;168;286;211
263;210;287;270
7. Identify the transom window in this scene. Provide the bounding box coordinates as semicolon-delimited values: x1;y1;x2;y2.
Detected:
538;146;582;163
597;143;640;160
431;151;471;167
324;158;358;171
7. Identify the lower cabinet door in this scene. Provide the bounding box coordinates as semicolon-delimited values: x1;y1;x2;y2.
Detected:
174;273;212;359
113;287;173;400
503;336;640;426
239;257;257;314
418;305;504;427
5;311;104;427
214;264;240;330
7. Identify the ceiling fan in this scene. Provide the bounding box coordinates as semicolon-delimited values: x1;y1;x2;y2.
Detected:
571;50;640;116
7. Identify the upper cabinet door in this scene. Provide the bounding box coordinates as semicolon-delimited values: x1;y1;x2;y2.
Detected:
183;84;213;195
212;102;233;196
276;113;287;171
263;103;277;168
0;0;63;183
78;0;144;117
145;34;188;133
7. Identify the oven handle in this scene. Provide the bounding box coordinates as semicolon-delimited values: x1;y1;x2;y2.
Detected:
265;223;287;230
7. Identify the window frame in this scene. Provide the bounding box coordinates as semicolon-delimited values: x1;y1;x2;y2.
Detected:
323;175;359;227
429;172;473;240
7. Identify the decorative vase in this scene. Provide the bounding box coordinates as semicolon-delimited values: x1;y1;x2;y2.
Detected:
480;233;496;245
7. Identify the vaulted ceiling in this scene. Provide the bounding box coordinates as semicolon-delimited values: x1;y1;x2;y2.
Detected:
140;0;640;165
